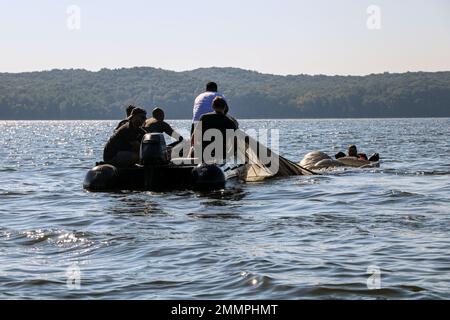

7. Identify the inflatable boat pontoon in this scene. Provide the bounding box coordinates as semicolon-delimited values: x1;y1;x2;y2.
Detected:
83;133;246;192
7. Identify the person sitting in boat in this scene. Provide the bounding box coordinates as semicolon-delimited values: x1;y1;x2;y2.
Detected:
191;82;226;134
144;107;183;146
224;104;239;128
114;105;136;132
191;97;238;163
103;107;147;167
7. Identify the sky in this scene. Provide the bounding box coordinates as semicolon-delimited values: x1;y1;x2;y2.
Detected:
1;0;449;75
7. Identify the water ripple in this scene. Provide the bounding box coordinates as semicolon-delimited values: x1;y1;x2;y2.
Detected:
0;119;449;299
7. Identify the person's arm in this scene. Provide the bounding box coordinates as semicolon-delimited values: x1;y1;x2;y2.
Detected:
164;122;183;142
115;119;128;132
173;130;183;141
129;128;145;152
113;127;134;152
191;117;204;146
227;115;239;129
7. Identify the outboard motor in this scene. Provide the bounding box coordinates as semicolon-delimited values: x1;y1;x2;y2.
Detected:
83;164;118;191
192;163;226;190
140;133;169;166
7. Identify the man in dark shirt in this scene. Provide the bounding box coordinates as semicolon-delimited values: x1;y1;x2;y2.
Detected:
114;105;136;132
144;107;183;144
191;97;237;163
224;104;239;128
104;107;147;167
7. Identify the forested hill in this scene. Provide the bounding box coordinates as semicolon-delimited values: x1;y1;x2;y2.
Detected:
0;67;449;120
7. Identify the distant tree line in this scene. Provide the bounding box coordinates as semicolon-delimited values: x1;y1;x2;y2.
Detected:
0;67;449;120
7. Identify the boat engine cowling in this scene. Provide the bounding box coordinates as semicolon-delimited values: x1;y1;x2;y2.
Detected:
192;163;226;190
140;133;169;165
83;164;118;191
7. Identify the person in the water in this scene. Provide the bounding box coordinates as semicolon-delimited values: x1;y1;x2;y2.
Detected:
191;96;238;162
348;144;359;157
144;107;183;146
103;107;147;167
335;144;379;162
115;105;136;131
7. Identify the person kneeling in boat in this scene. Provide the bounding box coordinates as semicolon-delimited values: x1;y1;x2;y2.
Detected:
144;107;183;148
191;97;238;163
114;105;136;132
103;107;147;167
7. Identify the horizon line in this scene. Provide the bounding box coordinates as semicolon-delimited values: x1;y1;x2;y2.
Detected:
1;116;449;121
1;65;450;78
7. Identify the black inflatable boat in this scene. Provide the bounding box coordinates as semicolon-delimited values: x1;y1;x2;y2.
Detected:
83;133;245;192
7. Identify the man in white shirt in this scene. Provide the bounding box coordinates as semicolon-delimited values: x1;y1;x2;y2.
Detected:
191;82;225;134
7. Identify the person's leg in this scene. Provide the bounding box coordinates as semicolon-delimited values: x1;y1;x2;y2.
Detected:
111;151;139;167
190;121;200;136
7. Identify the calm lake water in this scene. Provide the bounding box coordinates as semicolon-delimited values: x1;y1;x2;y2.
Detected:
0;118;449;299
